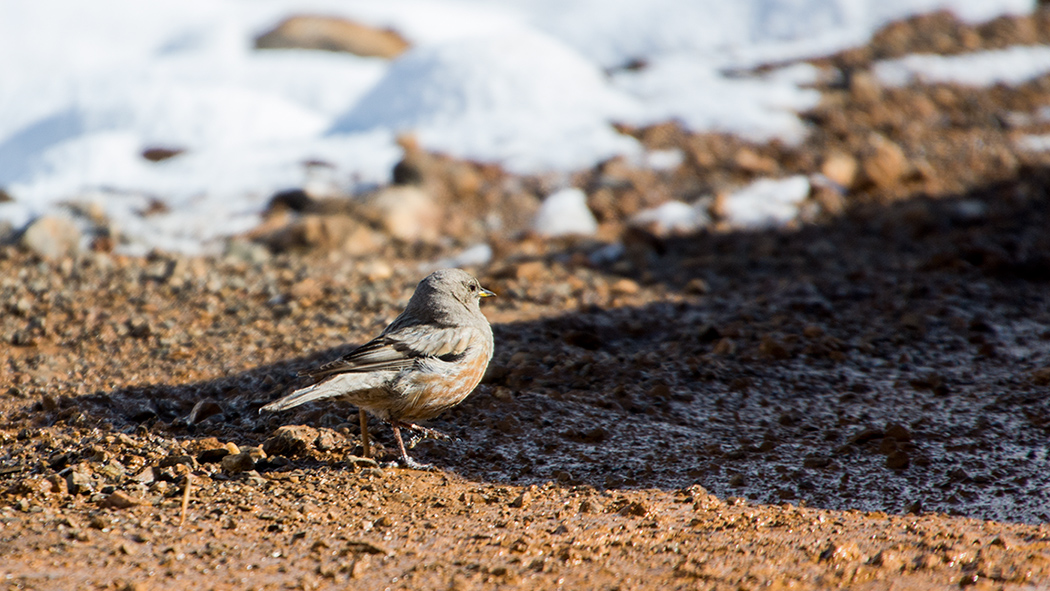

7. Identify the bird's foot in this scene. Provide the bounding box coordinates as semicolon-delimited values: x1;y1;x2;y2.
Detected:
402;422;453;441
389;422;439;471
399;456;438;471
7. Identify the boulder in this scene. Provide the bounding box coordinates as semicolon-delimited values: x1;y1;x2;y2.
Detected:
21;216;80;259
255;15;409;58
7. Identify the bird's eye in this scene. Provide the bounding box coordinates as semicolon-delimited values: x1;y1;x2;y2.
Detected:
468;283;478;292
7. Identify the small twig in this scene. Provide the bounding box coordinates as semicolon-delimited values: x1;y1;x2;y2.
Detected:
179;473;192;528
359;409;371;459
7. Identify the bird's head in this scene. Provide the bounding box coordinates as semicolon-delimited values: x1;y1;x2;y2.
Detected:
411;268;495;316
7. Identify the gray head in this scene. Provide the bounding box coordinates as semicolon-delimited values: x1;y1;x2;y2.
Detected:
406;268;495;320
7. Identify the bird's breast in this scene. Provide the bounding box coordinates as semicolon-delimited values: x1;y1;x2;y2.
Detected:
393;340;493;421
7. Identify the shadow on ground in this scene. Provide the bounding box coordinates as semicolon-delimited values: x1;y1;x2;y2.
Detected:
31;166;1050;525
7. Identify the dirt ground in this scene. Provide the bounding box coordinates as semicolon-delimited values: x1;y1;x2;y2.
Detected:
4;10;1050;591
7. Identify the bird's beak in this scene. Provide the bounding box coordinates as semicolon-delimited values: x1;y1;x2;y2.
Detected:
479;288;496;298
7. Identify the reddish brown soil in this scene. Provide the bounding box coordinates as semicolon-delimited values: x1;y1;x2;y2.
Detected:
4;9;1050;591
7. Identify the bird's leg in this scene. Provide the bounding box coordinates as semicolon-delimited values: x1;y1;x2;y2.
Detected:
400;422;453;441
359;409;371;458
390;421;435;471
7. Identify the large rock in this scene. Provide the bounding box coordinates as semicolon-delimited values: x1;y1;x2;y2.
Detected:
861;135;909;189
255;15;410;58
99;491;144;510
262;425;320;457
360;185;441;244
821;152;859;189
220;453;253;473
263;425;344;457
253;213;385;255
21;216;80;259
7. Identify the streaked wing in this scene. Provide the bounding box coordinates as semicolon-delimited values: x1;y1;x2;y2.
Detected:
301;325;475;380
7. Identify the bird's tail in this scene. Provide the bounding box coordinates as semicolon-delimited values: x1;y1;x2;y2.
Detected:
260;378;347;413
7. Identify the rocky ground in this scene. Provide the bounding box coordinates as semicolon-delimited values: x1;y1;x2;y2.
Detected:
4;9;1050;591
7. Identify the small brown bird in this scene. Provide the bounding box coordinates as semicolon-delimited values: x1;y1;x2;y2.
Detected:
261;268;495;469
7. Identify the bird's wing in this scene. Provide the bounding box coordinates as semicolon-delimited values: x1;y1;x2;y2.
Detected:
301;325;475;380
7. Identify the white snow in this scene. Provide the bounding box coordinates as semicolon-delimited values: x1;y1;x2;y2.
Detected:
1016;134;1050;152
875;46;1050;88
329;30;642;173
630;201;709;236
641;149;686;172
722;176;812;228
0;0;1037;253
532;188;599;237
501;0;1033;71
613;57;823;145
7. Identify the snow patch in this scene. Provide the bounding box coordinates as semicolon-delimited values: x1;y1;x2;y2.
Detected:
722;176;811;228
533;188;598;237
874;46;1050;88
631;201;709;236
331;31;642;173
642;149;686;171
1017;134;1050;152
613;56;822;145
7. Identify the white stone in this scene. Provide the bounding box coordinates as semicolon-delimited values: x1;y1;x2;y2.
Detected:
532;188;598;237
431;243;493;270
20;215;80;259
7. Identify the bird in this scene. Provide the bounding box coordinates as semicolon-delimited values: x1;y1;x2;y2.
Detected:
261;268;495;469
